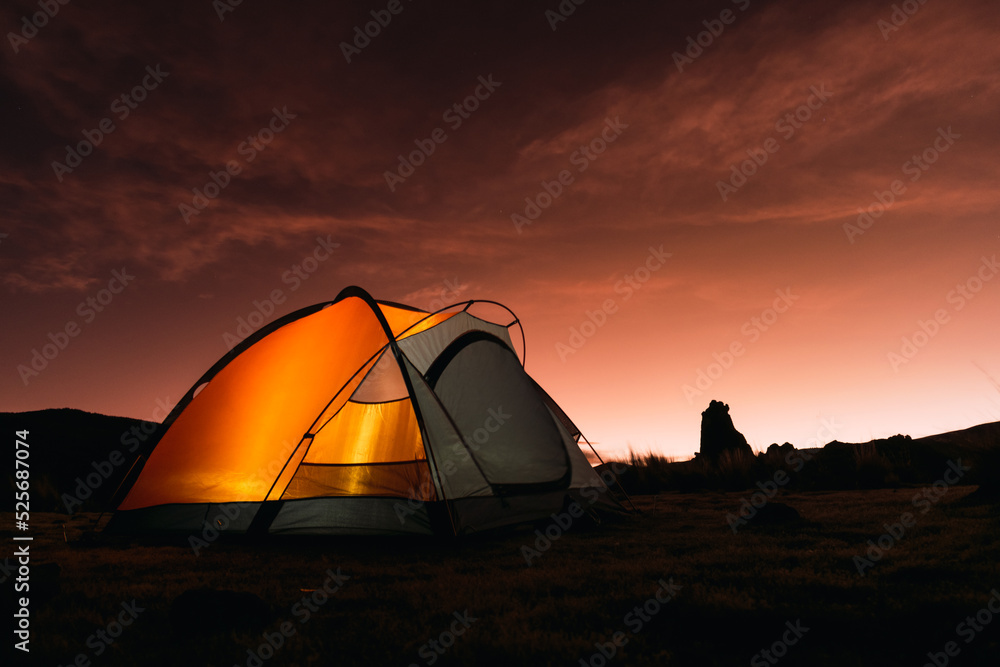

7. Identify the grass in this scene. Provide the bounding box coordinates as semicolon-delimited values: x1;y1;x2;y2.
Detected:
609;431;1000;496
5;486;1000;666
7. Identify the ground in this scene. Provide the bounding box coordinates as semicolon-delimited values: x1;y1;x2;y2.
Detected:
4;487;1000;666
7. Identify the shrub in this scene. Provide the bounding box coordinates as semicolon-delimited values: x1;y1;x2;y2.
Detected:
713;448;757;491
854;443;896;489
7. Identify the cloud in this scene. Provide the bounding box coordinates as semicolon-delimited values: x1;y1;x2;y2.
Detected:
2;0;998;298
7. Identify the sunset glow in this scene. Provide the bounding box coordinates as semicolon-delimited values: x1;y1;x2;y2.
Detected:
3;0;999;461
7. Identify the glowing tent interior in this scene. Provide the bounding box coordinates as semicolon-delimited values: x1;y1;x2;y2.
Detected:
107;286;622;536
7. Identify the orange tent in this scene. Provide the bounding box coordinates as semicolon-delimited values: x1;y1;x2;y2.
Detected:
109;286;619;536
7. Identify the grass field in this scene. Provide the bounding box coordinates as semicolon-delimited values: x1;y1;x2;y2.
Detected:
5;485;1000;666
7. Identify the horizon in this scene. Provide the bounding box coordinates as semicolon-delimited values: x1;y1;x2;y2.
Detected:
4;399;997;467
3;0;1000;461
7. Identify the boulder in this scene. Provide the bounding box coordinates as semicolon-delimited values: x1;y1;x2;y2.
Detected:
699;400;753;461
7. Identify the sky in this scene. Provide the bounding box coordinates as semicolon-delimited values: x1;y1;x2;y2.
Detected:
2;0;999;461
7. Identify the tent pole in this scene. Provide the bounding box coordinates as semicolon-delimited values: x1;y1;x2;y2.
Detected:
580;434;638;513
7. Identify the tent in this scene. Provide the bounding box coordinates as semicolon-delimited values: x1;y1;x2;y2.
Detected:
108;286;622;536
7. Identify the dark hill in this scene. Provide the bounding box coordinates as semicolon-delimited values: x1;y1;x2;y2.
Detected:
1;408;158;513
815;422;1000;489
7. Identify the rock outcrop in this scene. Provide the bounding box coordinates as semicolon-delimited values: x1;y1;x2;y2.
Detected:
699;400;753;461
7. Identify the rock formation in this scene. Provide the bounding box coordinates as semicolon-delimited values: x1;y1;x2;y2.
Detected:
699;400;753;461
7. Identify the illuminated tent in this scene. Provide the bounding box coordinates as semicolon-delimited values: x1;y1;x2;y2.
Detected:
109;286;619;536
